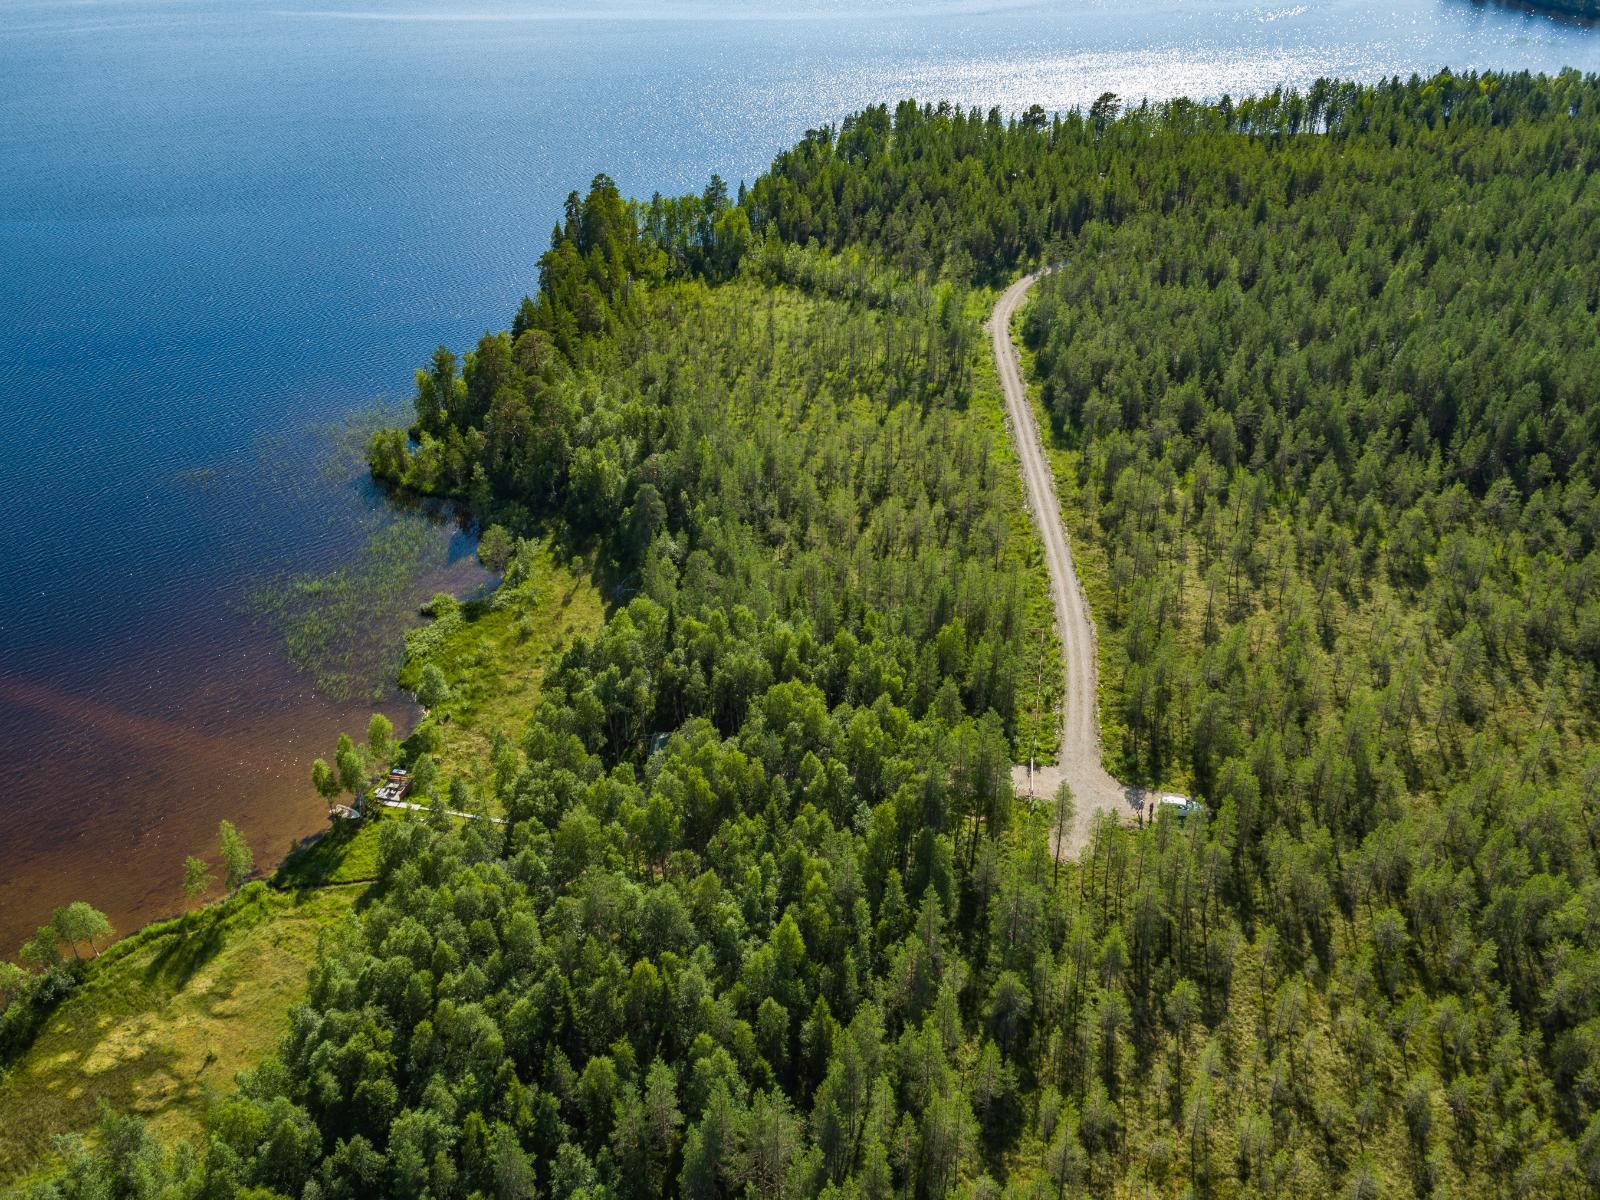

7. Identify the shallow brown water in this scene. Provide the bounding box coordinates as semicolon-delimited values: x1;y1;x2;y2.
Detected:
0;540;486;955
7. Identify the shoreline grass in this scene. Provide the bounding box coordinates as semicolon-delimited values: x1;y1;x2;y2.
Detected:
397;539;606;801
0;882;365;1187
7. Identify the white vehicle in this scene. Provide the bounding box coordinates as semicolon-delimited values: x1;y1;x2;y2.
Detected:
1157;793;1203;821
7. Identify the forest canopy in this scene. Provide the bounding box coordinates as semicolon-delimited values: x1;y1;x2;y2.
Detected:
13;69;1600;1200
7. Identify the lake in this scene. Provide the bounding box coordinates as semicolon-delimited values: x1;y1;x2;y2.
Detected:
2;0;1597;951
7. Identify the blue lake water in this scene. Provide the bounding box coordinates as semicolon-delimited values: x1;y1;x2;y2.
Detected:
2;0;1598;946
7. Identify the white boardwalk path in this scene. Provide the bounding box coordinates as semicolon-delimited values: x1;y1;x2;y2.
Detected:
373;798;507;825
989;275;1153;855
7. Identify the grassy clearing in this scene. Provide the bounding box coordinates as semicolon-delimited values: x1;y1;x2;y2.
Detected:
273;815;383;889
399;540;606;794
967;287;1064;766
0;882;364;1186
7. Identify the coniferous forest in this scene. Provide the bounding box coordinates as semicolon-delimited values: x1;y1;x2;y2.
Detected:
15;71;1600;1199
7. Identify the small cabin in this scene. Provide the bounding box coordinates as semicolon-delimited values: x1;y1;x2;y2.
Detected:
372;768;413;804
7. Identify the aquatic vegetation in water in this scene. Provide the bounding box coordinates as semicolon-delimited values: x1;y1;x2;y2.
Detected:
241;513;460;701
239;405;481;700
173;464;221;488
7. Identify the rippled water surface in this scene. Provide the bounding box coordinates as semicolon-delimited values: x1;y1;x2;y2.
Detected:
3;0;1598;949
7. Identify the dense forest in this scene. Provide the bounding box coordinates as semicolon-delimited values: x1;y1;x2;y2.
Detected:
12;69;1600;1199
1521;1;1600;19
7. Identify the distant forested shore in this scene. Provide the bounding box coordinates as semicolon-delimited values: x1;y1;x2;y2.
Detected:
1510;0;1599;20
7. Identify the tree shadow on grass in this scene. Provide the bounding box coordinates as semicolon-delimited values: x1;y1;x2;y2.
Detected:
142;915;230;992
273;818;375;890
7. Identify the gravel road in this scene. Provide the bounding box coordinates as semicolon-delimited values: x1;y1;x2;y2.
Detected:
989;275;1154;855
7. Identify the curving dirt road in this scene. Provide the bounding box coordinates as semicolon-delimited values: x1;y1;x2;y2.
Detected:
989;275;1153;855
